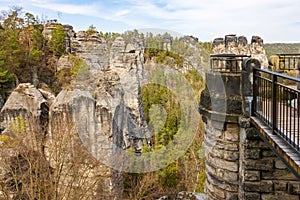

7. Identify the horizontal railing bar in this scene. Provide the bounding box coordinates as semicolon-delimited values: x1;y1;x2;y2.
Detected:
276;83;299;93
256;68;300;82
256;76;272;82
210;54;251;58
276;53;300;57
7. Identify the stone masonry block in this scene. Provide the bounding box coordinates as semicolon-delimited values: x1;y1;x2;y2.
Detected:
225;192;238;200
244;181;273;193
244;149;261;159
260;180;273;193
243;192;260;200
244;182;260;192
207;173;239;192
274;181;287;191
244;159;273;171
223;170;239;182
244;170;260;181
224;123;239;142
288;181;300;195
206;162;238;182
217;142;239;151
261;192;299;200
210;147;239;161
206;178;226;199
245;140;269;149
209;156;239;172
262;169;298;181
261;149;276;158
275;160;287;169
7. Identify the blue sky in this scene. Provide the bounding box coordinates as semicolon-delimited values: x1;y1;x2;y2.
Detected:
1;0;300;43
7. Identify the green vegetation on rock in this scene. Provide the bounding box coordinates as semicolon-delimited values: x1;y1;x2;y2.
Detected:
49;24;66;56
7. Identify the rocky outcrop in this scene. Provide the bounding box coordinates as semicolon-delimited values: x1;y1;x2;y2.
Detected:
43;22;75;54
213;35;268;68
0;83;48;149
180;35;199;46
41;34;149;197
71;31;109;74
47;89;123;199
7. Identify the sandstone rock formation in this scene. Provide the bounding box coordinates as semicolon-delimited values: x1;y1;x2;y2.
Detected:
46;31;148;197
48;89;123;199
0;83;48;149
71;31;109;74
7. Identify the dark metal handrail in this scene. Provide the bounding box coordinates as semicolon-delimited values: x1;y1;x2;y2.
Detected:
252;67;300;152
210;54;251;73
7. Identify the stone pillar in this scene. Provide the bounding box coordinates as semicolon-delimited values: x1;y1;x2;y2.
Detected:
199;56;260;199
200;67;243;199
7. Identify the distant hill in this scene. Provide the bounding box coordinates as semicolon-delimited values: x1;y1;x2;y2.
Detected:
264;43;300;57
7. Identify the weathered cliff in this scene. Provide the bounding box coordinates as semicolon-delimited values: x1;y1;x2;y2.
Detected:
0;83;48;149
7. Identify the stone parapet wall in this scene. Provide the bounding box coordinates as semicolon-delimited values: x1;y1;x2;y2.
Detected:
239;123;300;200
212;35;268;69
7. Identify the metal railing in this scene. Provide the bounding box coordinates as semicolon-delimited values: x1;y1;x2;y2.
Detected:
252;68;300;152
210;54;251;73
277;53;300;71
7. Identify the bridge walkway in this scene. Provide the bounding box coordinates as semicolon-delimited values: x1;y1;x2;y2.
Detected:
251;67;300;179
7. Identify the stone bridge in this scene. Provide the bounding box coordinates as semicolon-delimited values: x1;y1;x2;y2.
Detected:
199;53;300;199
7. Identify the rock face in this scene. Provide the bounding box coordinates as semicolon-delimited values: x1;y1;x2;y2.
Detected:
71;31;109;74
48;89;123;199
43;22;75;54
47;31;148;197
16;23;150;197
0;83;48;149
213;34;268;68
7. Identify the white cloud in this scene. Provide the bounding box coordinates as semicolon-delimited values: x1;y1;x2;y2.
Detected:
2;0;300;42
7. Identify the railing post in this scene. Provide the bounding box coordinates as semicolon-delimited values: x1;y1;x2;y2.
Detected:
272;73;277;134
252;67;258;116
